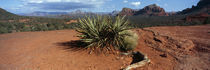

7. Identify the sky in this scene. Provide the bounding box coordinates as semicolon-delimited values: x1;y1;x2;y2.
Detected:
0;0;200;14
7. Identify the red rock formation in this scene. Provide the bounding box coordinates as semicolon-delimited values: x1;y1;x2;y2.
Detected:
118;4;168;16
135;4;168;16
185;13;210;22
118;8;137;16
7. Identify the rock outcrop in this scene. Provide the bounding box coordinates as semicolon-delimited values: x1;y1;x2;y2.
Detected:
118;4;168;16
178;0;210;15
118;8;137;16
185;13;210;22
109;10;120;16
135;4;168;16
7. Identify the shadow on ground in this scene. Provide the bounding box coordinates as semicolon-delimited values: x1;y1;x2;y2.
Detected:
130;52;145;64
56;40;88;52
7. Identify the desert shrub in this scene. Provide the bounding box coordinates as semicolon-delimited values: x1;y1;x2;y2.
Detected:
21;26;31;32
47;23;56;30
128;15;188;28
190;20;203;25
0;27;8;33
204;17;210;24
0;23;13;33
54;23;64;30
34;24;49;31
13;23;26;32
33;24;43;31
120;30;139;51
64;23;79;29
46;23;65;30
76;15;138;52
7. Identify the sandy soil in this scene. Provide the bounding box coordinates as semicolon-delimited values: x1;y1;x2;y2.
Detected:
0;25;209;70
0;30;132;70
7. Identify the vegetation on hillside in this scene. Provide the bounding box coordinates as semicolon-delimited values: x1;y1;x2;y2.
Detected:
0;22;78;34
0;6;209;34
128;15;209;28
0;16;79;34
0;15;209;34
0;8;24;20
0;8;79;34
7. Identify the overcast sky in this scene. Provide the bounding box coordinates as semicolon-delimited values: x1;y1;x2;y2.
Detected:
0;0;200;14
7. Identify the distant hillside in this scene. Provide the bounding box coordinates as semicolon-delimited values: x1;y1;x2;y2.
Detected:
119;0;210;16
20;11;68;16
0;8;20;20
118;4;168;16
178;0;210;15
20;10;109;18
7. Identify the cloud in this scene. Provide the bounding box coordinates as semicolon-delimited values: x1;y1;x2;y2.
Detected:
164;3;168;6
123;0;128;3
22;0;105;5
20;0;107;11
130;2;141;7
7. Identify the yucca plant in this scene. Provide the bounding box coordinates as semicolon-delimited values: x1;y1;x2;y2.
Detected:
76;15;138;52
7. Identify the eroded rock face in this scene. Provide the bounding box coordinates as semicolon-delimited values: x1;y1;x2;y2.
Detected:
135;4;168;16
135;29;195;57
180;0;210;22
118;4;168;16
118;8;137;16
185;13;210;22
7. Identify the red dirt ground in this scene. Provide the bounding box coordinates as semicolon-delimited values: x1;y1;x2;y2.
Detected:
145;25;210;70
0;25;209;70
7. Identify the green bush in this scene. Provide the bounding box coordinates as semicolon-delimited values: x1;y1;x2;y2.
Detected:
76;15;138;52
0;27;8;34
64;23;79;29
204;17;210;24
120;30;138;51
14;23;25;32
21;26;31;32
0;23;13;34
47;23;56;30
